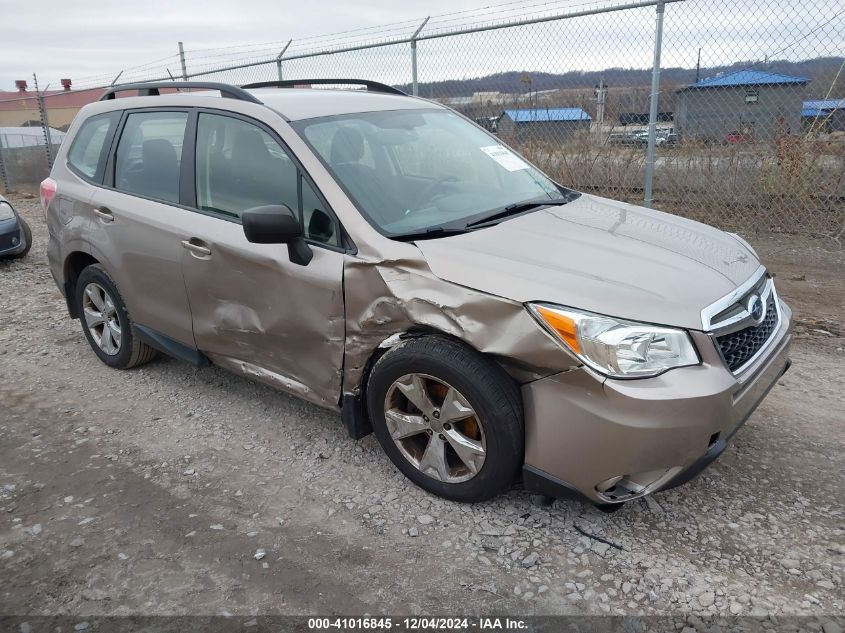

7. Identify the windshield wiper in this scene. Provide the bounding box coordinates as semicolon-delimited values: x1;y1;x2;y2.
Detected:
465;197;575;228
391;226;471;242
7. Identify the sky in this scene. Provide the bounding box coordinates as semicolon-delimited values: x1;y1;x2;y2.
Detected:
0;0;841;92
0;0;516;89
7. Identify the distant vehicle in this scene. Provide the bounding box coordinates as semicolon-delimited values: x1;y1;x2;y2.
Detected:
474;116;500;133
0;194;32;259
654;129;678;147
725;130;753;144
609;129;676;148
608;132;641;147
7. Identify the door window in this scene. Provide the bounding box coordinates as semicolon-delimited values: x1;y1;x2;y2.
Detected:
195;113;298;219
114;111;188;204
67;112;119;181
195;113;341;247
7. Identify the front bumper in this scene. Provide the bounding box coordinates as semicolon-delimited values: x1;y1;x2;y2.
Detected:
0;217;25;256
522;301;793;504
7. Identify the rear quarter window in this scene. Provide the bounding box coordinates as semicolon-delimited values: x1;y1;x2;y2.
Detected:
67;112;120;182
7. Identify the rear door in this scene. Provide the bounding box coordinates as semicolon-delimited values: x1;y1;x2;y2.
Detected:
179;110;346;408
89;108;195;346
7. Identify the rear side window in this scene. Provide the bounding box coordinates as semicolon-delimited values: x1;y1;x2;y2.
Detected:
67;112;119;181
114;111;188;204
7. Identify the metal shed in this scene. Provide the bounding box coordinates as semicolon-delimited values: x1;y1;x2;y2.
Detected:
497;108;591;144
802;98;845;133
675;70;808;143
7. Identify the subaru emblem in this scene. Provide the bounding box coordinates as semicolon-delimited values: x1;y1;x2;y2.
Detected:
747;294;765;324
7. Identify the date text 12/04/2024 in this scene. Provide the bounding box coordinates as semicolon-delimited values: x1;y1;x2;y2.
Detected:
307;617;528;630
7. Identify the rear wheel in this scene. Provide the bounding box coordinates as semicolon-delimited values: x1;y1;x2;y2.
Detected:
367;336;523;502
75;264;157;369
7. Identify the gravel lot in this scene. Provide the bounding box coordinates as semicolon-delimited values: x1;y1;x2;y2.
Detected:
1;194;843;622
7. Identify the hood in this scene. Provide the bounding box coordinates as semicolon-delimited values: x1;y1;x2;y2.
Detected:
415;194;760;330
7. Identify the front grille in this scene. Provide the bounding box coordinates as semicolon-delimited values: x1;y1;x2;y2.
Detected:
716;296;778;372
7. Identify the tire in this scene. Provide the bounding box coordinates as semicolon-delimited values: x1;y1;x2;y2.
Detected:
10;217;32;259
366;335;523;503
75;264;158;369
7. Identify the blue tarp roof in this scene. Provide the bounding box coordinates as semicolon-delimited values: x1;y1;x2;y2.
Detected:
683;69;808;90
802;98;845;117
503;108;591;122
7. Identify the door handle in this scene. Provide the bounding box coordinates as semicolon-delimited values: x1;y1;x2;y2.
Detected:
181;239;212;258
93;207;114;223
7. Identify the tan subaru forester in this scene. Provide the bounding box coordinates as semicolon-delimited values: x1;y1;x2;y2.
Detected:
42;80;792;508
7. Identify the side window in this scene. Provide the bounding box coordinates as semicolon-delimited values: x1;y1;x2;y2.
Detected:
195;113;297;218
114;111;188;204
302;176;340;247
67;112;118;181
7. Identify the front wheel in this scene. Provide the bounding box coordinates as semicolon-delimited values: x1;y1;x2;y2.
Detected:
366;336;523;503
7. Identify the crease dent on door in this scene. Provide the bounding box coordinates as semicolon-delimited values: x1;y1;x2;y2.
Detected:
342;254;579;394
187;239;345;410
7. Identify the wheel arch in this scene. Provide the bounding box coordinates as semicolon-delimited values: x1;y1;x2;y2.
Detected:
63;251;100;319
341;325;508;440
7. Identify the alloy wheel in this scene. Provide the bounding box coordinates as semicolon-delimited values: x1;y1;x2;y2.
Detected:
82;282;122;356
383;373;486;483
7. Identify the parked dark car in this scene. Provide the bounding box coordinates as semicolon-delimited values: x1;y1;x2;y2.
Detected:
0;194;32;259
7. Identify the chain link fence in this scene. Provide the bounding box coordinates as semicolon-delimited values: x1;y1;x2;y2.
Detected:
1;0;843;236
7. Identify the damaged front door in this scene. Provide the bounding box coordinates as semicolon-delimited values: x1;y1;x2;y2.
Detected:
180;111;346;409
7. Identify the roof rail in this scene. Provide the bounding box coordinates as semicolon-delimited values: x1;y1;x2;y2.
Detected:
241;79;406;96
99;82;262;103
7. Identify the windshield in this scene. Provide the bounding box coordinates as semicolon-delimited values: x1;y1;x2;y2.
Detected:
293;108;571;237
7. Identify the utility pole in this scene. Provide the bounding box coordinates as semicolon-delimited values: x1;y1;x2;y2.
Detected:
521;74;532;106
695;48;701;83
595;78;607;140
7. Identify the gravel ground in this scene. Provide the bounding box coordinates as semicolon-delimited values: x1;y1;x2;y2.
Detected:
1;194;843;622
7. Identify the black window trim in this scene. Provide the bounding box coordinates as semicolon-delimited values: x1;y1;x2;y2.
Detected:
65;111;122;184
190;107;353;254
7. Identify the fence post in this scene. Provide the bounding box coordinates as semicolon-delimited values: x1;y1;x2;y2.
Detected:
276;40;292;81
410;17;430;96
0;132;9;193
33;74;55;169
643;0;665;208
178;42;188;80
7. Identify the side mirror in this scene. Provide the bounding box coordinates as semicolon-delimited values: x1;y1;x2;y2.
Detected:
242;204;313;266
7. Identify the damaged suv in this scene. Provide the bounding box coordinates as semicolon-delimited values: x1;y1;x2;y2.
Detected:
43;80;792;507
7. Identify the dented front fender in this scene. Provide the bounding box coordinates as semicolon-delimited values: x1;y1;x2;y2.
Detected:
342;248;578;396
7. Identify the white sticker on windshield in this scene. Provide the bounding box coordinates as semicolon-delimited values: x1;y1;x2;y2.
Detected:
479;144;530;171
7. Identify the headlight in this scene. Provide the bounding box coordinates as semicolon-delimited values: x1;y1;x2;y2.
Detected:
0;201;15;221
527;303;699;378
